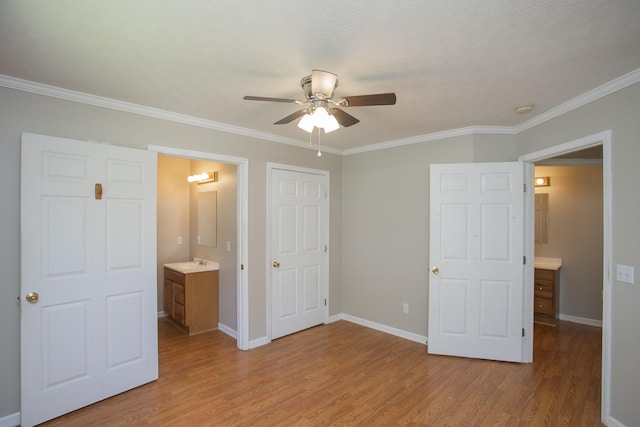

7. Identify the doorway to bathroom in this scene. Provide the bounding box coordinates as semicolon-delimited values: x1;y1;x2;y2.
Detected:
520;130;611;420
150;145;250;350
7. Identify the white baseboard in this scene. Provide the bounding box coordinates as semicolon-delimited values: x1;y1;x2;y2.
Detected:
217;322;237;339
606;415;627;427
559;313;602;328
0;412;19;427
249;336;270;349
337;313;428;345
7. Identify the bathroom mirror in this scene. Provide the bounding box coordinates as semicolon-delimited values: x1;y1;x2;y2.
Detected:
197;190;217;247
535;193;549;244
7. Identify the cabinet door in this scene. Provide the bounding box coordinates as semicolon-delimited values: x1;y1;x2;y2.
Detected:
173;283;186;325
163;279;173;317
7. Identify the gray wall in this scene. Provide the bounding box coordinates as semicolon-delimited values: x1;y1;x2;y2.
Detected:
341;133;516;336
189;159;238;331
0;86;343;418
157;156;191;311
517;82;640;425
534;165;603;322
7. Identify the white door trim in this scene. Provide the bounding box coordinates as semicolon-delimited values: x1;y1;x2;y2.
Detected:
518;130;611;424
148;145;250;350
266;162;330;341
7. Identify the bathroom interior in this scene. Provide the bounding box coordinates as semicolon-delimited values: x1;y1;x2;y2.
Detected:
157;155;238;336
533;145;604;329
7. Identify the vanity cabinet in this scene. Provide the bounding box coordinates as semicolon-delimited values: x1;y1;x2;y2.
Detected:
534;268;558;326
163;267;219;335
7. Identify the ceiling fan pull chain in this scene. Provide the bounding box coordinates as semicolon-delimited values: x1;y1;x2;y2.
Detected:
317;128;322;157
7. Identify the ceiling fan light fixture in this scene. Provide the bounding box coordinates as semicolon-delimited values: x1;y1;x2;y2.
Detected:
312;106;329;128
297;113;315;133
323;114;340;133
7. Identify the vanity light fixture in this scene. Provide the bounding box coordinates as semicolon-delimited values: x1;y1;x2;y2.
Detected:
534;176;550;187
187;171;218;184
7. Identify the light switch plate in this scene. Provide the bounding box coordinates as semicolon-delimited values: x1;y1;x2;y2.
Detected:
616;264;634;284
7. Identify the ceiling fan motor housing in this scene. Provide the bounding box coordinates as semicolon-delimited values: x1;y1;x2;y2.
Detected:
300;75;338;100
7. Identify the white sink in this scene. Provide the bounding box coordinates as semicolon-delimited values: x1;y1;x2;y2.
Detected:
534;257;562;270
164;260;220;274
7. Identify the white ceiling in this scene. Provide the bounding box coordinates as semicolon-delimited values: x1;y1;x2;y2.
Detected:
1;1;640;153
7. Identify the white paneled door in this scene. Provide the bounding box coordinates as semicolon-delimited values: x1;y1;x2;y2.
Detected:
428;162;525;362
20;133;158;426
270;168;328;340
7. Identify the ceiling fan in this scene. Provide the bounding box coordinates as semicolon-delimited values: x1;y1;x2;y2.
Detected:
243;70;397;133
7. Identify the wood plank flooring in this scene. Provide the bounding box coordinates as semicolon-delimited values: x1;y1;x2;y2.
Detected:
40;318;602;426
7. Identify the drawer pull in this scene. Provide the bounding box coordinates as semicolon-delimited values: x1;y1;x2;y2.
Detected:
538;304;543;308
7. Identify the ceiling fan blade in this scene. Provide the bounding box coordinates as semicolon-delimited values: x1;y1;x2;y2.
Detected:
340;93;397;107
331;108;360;127
311;70;338;98
274;109;307;125
243;95;299;104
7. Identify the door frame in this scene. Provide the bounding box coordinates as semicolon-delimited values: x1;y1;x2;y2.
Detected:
149;145;250;350
518;130;611;423
266;163;330;341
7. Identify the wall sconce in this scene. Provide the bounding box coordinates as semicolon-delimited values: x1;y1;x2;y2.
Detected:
534;176;550;187
187;171;218;184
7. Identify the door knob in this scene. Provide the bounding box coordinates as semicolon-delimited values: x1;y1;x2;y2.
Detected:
272;261;280;268
431;266;439;275
25;292;39;303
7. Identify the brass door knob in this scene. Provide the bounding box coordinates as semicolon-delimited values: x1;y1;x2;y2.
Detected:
431;266;439;275
25;292;39;303
273;261;280;268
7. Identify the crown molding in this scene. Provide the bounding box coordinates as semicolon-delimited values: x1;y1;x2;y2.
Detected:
341;126;516;155
2;67;639;156
0;74;342;156
514;67;640;133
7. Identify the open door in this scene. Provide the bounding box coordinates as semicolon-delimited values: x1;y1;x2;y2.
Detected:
428;162;525;362
20;133;158;426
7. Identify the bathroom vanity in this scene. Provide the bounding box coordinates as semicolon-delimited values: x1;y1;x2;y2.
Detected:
533;257;562;326
163;260;220;335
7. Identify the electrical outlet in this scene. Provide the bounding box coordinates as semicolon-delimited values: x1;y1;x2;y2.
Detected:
177;236;183;245
616;264;635;284
403;303;409;314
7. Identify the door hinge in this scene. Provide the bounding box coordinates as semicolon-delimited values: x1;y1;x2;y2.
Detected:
324;298;327;306
522;328;525;337
523;255;526;265
240;264;244;270
324;244;328;253
524;183;527;192
325;190;328;199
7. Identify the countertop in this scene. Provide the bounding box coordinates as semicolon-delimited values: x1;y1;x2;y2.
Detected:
534;257;562;271
164;260;220;274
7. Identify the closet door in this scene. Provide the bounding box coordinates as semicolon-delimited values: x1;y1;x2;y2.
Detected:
20;133;158;426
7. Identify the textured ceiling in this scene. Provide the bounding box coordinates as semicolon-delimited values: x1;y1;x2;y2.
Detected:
1;0;639;153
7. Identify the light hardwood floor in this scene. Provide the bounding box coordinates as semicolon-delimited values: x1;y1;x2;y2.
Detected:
40;318;602;426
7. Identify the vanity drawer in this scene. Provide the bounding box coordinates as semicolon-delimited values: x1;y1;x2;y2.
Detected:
534;297;554;317
534;283;553;299
164;268;185;285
